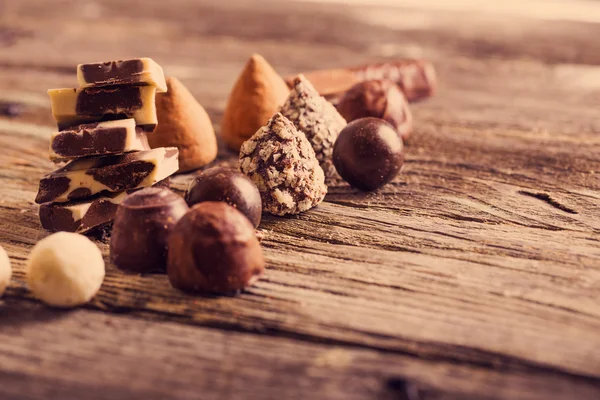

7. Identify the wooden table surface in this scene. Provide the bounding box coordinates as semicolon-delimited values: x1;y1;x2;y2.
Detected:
1;1;600;399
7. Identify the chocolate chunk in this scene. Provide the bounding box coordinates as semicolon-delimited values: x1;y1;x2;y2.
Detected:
48;86;157;129
36;176;71;205
110;188;189;273
332;118;404;191
39;180;171;234
280;74;346;178
167;202;265;294
39;204;81;233
337;80;413;141
76;86;142;115
35;147;179;204
185;167;262;228
81;59;143;84
50;119;150;161
287;60;437;103
239;113;327;216
87;160;155;191
77;58;167;92
68;187;93;200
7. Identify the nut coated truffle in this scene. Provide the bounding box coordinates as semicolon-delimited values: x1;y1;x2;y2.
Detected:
239;113;327;216
337;80;412;141
110;188;189;273
26;232;105;308
333;118;404;191
0;244;11;297
185;167;262;228
167;202;265;294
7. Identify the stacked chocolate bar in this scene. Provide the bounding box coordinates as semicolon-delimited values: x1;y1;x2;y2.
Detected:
37;58;180;234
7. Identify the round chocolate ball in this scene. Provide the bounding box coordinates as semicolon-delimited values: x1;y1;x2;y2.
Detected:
110;188;189;273
167;202;265;294
185;167;262;228
337;80;413;141
333;118;404;191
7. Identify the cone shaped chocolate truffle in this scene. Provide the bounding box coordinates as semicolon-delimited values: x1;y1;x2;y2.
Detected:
149;77;217;173
280;74;346;178
221;54;290;151
239;113;326;216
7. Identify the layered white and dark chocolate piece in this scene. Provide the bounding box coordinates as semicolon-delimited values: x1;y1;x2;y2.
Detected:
49;119;150;162
48;86;158;130
77;58;167;93
35;147;179;204
39;180;170;233
40;57;176;235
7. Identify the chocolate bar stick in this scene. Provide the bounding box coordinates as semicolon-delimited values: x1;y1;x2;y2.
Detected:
35;147;179;204
77;58;167;92
49;119;150;162
48;86;158;130
286;59;436;103
39;180;170;234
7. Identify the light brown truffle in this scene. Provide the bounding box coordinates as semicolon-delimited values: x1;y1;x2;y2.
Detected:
149;77;217;173
280;74;346;178
221;54;290;151
239;113;327;216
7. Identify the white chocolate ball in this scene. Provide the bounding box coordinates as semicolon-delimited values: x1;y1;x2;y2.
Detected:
26;232;105;308
0;245;11;297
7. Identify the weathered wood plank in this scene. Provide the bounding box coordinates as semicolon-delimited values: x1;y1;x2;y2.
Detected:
2;300;600;400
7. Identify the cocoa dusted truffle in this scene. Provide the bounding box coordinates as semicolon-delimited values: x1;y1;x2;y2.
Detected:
337;80;412;141
110;187;189;273
185;167;262;228
280;74;346;178
333;118;404;191
167;202;265;294
239;113;327;216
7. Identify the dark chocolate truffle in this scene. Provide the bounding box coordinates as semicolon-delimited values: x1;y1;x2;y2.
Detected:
337;80;412;141
185;167;262;228
110;187;189;273
167;202;265;294
332;118;404;191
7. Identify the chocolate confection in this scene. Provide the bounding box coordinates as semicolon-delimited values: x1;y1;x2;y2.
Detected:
280;74;346;178
110;188;189;273
49;119;150;161
239;113;327;216
26;232;105;308
77;58;167;92
35;147;179;204
39;179;170;234
336;80;412;141
185;167;262;228
167;202;265;294
149;77;218;173
48;86;158;130
221;54;290;151
333;118;404;191
286;59;437;103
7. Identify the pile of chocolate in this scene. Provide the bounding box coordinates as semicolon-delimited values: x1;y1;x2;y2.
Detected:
24;55;436;304
35;58;180;234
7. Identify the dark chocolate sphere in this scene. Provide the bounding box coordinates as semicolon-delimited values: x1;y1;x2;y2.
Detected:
337;79;412;141
167;202;265;294
185;167;262;228
332;118;404;191
110;188;189;273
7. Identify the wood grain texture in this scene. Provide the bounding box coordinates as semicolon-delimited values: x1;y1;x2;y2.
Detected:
1;0;600;399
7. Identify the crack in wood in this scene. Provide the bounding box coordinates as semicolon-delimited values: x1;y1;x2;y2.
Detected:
518;191;578;214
